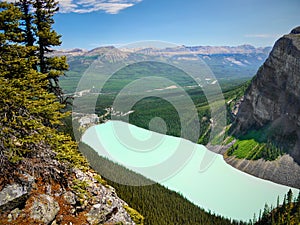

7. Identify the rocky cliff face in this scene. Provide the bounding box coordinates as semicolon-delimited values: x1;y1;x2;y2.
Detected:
234;27;300;163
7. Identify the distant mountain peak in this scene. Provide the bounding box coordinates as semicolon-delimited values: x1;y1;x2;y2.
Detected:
85;46;130;62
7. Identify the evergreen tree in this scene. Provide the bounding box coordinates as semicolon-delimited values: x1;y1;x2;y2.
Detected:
3;0;68;102
0;1;87;181
287;189;293;205
262;203;270;219
33;0;68;101
297;191;300;207
283;194;287;209
17;0;35;47
255;190;300;225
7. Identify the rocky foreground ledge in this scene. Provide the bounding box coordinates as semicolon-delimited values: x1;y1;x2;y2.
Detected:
0;164;142;225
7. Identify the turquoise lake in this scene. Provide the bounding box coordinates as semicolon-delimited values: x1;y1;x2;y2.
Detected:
82;120;299;221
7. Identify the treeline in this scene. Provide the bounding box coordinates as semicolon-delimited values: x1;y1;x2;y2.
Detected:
79;142;249;225
255;189;300;225
256;141;285;161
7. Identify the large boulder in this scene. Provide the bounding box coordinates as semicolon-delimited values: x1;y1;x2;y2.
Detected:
29;194;60;224
0;174;34;212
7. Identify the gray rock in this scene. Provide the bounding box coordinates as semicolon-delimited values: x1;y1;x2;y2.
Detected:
86;204;108;224
73;169;135;225
29;194;60;224
291;26;300;34
234;27;300;164
63;191;76;205
0;180;32;212
87;203;134;225
0;184;29;211
7;213;12;222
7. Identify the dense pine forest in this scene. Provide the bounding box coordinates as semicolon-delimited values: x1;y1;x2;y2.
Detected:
255;189;300;225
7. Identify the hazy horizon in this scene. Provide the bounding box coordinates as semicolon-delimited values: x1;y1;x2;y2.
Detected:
56;43;273;51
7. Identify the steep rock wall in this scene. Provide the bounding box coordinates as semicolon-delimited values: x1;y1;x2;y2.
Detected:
234;27;300;163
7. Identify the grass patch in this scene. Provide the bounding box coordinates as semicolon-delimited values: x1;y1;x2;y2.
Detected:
228;139;263;159
227;127;286;161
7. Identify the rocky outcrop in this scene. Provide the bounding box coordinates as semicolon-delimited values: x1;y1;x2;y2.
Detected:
233;27;300;163
0;166;140;225
73;169;136;225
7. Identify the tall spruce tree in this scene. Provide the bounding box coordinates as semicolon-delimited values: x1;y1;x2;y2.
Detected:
17;0;35;47
32;0;68;102
287;189;293;205
3;0;69;102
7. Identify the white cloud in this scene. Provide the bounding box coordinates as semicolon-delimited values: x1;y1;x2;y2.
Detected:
59;0;78;12
58;0;142;14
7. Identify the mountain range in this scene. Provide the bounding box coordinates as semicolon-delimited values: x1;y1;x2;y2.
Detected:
53;44;271;57
57;44;272;95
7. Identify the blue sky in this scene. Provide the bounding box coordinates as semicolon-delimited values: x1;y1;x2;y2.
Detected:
54;0;300;49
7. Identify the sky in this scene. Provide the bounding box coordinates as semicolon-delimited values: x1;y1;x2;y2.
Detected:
53;0;300;49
